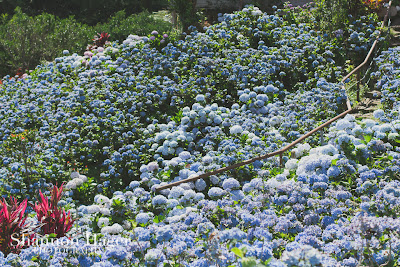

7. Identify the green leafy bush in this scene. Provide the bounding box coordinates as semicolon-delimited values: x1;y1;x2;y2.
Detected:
49;16;95;56
313;0;366;32
95;10;172;42
0;7;94;76
0;8;49;75
0;0;169;25
168;0;202;32
0;8;172;77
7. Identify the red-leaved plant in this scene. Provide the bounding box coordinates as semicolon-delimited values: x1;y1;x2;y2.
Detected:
87;32;110;51
0;197;35;255
0;185;75;255
33;184;75;238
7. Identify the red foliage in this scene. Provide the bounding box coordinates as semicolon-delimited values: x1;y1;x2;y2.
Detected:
87;32;110;51
0;197;34;255
0;185;74;255
94;32;110;47
15;67;24;77
33;184;75;238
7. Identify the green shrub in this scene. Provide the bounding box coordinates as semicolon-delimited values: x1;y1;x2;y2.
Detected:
0;8;172;77
168;0;202;32
0;0;169;25
0;8;48;75
49;16;95;56
0;7;94;77
313;0;366;32
95;10;172;42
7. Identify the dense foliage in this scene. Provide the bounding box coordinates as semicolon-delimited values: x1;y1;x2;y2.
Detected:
0;3;398;267
0;8;172;77
0;8;93;77
313;0;366;32
94;10;172;43
0;0;168;25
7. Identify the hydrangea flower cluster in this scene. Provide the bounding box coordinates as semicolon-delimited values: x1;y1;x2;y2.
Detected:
373;47;400;119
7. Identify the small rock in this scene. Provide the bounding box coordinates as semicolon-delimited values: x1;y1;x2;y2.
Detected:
391;6;398;17
378;6;397;18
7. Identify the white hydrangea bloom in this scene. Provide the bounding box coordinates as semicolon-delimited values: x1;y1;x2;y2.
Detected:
99;208;111;216
335;118;354;131
122;220;131;230
65;180;77;190
101;223;123;234
285;159;298;170
147;162;159;172
72;178;83;187
362;119;378;128
95;195;111;208
97;217;110;228
230;125;243;134
70;171;80;179
79;175;88;183
309;144;338;156
388;132;399;140
87;205;101;214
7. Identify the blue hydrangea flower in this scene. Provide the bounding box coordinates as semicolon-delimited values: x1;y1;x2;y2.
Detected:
152;195;168;206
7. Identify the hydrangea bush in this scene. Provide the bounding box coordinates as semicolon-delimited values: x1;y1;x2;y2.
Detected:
1;5;378;201
0;4;398;267
372;46;400;118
